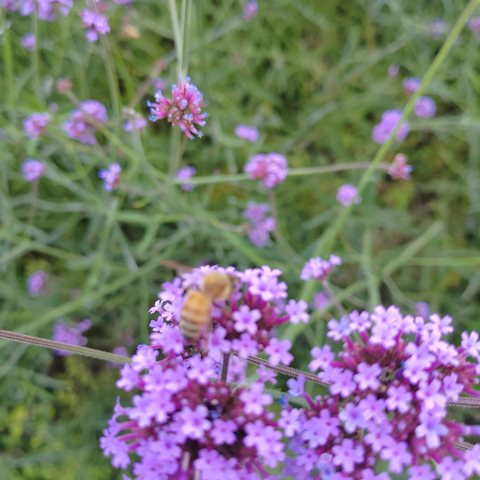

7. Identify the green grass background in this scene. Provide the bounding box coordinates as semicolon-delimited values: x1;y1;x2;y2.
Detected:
1;0;480;478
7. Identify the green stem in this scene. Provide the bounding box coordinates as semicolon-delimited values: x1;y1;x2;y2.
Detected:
174;162;389;186
1;9;14;103
32;8;41;99
168;0;183;79
317;0;480;258
0;329;131;364
181;0;193;77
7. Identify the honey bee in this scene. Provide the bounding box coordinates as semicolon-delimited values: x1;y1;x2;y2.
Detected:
180;272;235;342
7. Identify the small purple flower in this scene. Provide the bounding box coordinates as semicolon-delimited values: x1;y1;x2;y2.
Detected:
63;99;108;144
339;402;365;433
123;115;147;132
287;374;305;396
414;96;436;118
388;153;413;180
21;32;36;50
430;18;446;39
243;0;258;20
98;163;121;191
26;270;48;296
211;419;237;445
354;362;382;391
22;159;46;182
178;405;211;440
332;439;364;474
24;112;50;138
300;255;342;282
309;345;334;372
403;77;421;94
148;77;207;139
243;202;276;248
232;305;261;335
235;124;259;142
285;299;309;324
265;338;293;366
313;291;330;309
175;166;196;191
388;64;399;78
80;10;110;42
468;16;480;36
336;184;361;206
372;109;410;144
244;152;288;188
52;319;91;356
239;382;272;415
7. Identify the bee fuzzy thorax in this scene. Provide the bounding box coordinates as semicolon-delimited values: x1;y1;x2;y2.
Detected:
200;272;235;301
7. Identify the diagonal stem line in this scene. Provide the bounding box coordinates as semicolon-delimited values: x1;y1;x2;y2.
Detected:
0;329;131;365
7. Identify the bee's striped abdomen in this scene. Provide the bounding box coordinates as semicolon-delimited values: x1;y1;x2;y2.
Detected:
180;290;212;341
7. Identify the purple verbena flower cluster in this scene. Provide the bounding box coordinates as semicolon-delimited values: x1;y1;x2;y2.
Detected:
388;153;413;180
5;0;73;21
176;166;196;191
22;159;46;182
336;184;361;207
372;109;410;145
243;202;276;248
99;163;122;191
235;124;259;143
24;112;50;138
301;255;342;282
21;32;36;50
80;10;110;42
243;0;258;20
52;319;91;356
403;77;421;95
414;96;437;118
148;77;207;139
101;349;284;478
281;305;480;479
63;99;108;144
244;152;288;188
26;270;48;296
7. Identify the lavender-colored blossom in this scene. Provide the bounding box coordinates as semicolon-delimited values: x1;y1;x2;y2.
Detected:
22;159;46;182
285;304;480;479
21;32;36;50
265;338;293;366
287;374;305;396
52;319;91;356
98;163;121;191
63;99;108;144
244;152;288;188
285;299;309;324
388;64;399;78
354;362;381;391
468;16;480;36
372;109;410;144
388;153;413;180
123;114;147;132
24;112;50;138
336;184;361;206
414;96;436;118
175;166;196;191
26;270;48;296
430;18;446;39
403;77;421;94
148;77;207;139
102;351;284;476
313;291;330;309
243;202;276;248
235;124;259;142
80;10;110;42
233;305;261;335
301;255;342;282
243;0;258;20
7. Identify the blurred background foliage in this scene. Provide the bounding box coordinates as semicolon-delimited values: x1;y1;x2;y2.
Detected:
1;0;480;477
